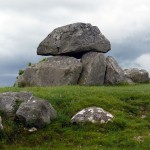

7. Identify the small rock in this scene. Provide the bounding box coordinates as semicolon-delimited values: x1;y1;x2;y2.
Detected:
71;107;114;124
134;136;144;142
0;116;3;130
28;127;37;132
141;115;146;119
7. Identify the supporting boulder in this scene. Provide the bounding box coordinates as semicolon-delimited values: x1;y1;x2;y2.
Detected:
78;52;106;85
15;56;82;87
37;23;111;56
71;107;114;124
104;56;126;85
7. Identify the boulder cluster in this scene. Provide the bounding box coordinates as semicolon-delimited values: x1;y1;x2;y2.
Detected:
0;92;56;128
15;23;149;87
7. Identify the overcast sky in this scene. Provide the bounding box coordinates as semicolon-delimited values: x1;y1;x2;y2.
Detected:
0;0;150;86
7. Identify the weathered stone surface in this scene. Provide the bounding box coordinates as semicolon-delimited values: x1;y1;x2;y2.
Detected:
16;96;56;128
0;116;3;130
104;56;126;85
0;92;32;118
124;68;149;83
125;77;135;85
71;107;114;124
15;56;82;87
37;23;111;56
78;52;106;85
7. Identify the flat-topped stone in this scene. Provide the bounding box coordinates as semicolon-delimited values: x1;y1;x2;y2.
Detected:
37;23;111;57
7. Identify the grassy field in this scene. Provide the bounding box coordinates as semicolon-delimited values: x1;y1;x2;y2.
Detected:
0;84;150;150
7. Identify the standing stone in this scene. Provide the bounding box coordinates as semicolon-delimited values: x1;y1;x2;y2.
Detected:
16;96;56;128
37;23;111;56
78;52;106;85
15;56;82;87
124;68;149;83
71;107;114;124
105;56;126;85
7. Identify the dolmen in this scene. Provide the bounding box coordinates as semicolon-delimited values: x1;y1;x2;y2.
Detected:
15;23;149;87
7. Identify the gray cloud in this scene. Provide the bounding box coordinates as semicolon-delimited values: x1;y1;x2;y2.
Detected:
108;30;150;61
0;0;101;11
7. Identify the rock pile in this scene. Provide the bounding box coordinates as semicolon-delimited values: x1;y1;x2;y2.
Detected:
15;23;149;87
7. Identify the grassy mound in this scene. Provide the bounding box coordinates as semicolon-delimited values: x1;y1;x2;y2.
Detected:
0;84;150;150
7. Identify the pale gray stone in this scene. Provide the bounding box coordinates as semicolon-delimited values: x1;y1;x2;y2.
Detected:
78;52;106;85
124;68;149;83
71;107;114;124
37;23;111;56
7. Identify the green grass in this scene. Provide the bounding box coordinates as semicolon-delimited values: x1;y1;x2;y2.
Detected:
0;84;150;150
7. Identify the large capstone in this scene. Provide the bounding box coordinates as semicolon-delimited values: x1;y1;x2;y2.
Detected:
15;56;82;87
124;68;149;83
104;56;126;85
71;107;114;124
37;23;111;56
78;52;106;85
16;96;56;128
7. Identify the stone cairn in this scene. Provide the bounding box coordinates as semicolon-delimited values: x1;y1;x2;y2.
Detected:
15;23;149;87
